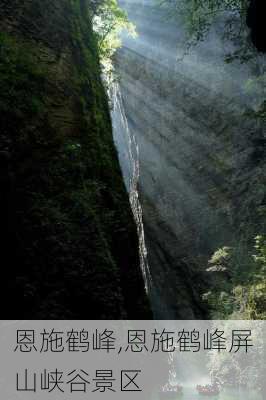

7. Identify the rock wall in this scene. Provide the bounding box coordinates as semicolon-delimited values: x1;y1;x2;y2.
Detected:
0;0;151;318
115;0;266;318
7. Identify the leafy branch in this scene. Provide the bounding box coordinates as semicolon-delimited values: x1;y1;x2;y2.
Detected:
92;0;136;86
157;0;255;63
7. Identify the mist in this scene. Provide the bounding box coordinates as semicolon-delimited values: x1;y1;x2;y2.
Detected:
111;0;266;318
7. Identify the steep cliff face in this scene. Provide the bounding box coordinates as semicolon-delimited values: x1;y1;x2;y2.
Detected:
114;0;266;318
0;0;151;318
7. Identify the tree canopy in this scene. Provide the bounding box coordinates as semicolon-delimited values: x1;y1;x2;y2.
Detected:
93;0;136;84
157;0;255;62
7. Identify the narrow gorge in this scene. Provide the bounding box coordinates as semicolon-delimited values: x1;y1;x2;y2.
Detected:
0;0;265;320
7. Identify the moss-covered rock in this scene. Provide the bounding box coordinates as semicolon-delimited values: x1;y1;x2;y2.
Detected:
0;0;151;318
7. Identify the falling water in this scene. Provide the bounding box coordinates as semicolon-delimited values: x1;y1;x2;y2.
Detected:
111;82;152;293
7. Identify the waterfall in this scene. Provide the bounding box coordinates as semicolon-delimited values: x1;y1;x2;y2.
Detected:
111;82;152;293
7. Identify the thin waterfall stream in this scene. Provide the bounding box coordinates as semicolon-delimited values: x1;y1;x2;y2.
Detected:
111;82;152;293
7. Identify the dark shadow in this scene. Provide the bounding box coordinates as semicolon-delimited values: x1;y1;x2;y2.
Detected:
246;0;266;52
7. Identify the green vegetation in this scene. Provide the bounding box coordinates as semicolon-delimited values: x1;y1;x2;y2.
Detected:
207;320;264;393
0;0;150;318
203;235;266;319
92;0;136;85
153;1;266;320
157;0;253;61
0;33;47;141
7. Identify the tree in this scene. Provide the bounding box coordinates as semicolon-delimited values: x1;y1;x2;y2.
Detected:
157;0;257;62
93;0;136;85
